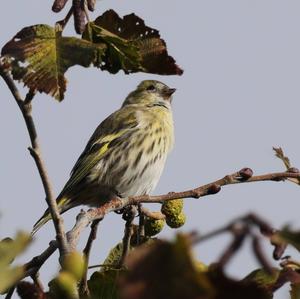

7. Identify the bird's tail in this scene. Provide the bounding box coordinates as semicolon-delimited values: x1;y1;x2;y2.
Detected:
31;197;70;236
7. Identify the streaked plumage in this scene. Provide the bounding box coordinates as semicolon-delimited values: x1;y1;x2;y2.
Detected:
32;80;175;234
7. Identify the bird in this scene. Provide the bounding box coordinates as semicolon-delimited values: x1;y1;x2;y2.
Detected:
32;80;176;235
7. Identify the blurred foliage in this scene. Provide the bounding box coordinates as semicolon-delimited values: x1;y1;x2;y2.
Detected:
279;227;300;252
48;251;85;299
49;271;79;299
290;283;300;299
15;232;300;299
88;270;124;299
0;232;31;294
62;251;86;281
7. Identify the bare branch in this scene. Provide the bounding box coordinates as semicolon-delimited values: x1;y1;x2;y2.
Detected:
137;204;145;245
31;273;44;292
118;206;137;267
0;62;68;256
24;241;58;277
56;6;73;31
217;226;247;267
80;219;101;296
82;0;90;22
140;207;165;220
4;287;15;299
24;88;36;105
65;168;300;250
252;235;274;274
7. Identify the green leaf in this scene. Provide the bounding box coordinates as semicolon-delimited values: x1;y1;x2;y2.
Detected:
49;271;79;299
102;242;126;269
0;232;31;294
101;237;157;271
88;270;125;299
1;24;106;101
278;227;300;251
242;267;300;299
83;10;183;75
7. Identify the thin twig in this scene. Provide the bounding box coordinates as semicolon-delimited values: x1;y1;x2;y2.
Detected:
217;228;247;267
87;264;116;269
82;0;90;22
252;234;274;274
118;206;137;267
191;226;230;245
24;88;36;105
140;207;165;220
31;272;44;291
56;6;73;31
0;63;69;256
137;204;145;245
24;241;58;277
80;219;101;296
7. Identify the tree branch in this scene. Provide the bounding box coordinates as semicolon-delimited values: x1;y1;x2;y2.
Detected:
65;168;300;250
0;62;69;256
14;168;300;280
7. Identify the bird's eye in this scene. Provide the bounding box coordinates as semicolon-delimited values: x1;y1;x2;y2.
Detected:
146;85;156;91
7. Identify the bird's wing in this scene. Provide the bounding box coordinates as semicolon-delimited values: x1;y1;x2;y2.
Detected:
59;107;140;196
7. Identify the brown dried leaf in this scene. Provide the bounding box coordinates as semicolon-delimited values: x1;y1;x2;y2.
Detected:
17;281;46;299
83;10;183;75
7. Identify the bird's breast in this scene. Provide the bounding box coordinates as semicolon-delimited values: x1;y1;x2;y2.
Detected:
91;109;174;197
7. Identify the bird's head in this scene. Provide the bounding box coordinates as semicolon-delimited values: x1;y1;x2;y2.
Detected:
122;80;176;108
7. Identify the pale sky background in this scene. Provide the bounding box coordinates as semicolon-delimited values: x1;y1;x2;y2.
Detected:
1;1;300;298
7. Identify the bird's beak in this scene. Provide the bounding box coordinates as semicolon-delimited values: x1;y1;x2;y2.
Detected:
166;88;176;96
163;88;176;100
